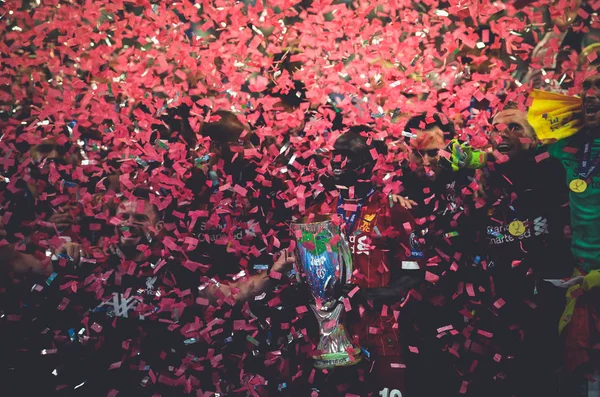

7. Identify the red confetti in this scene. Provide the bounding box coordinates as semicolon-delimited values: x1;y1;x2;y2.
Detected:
425;271;440;284
534;151;550;162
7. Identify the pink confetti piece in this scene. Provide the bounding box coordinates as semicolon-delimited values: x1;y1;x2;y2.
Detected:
109;361;122;370
345;346;358;362
459;380;469;394
268;296;282;308
439;149;451;159
368;327;380;335
425;271;440;284
466;283;475;297
196;297;209;306
296;306;309;314
107;390;119;397
477;329;493;338
524;299;537;309
57;298;70;311
493;298;506;309
369;148;379;160
233;184;248;196
324;320;337;330
91;322;103;333
534;151;550;163
341;203;358;212
482;30;490;43
342;297;352;312
347;286;360;298
469;360;479;373
329;234;341;246
381;304;388;317
578;7;590;19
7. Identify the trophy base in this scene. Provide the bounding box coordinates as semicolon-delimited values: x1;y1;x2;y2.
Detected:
313;347;363;369
311;304;363;369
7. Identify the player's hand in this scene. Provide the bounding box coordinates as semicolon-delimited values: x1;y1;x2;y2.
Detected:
271;248;295;275
389;194;418;210
47;212;76;229
46;205;80;230
55;242;88;270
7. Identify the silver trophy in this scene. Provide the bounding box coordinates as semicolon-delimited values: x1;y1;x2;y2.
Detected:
291;218;362;369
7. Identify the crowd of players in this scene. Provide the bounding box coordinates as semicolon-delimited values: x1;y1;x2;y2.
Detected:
1;1;600;397
1;62;599;396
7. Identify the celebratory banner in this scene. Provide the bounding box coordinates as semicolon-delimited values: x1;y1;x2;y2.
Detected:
528;89;583;143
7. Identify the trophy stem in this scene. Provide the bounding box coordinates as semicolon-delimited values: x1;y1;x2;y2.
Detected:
310;303;362;369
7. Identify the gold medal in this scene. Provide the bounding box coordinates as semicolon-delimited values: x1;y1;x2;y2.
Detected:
569;179;588;193
508;220;525;237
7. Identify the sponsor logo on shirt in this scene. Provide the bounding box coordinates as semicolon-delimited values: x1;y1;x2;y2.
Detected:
94;293;141;318
486;217;549;245
197;219;258;243
349;234;370;255
94;276;160;319
532;216;548;236
358;213;376;233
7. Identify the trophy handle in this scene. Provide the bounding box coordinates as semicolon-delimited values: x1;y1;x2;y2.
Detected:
338;231;353;285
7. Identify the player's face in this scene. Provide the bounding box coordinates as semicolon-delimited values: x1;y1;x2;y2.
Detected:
30;139;74;166
330;148;362;186
115;200;161;248
409;127;445;181
491;109;537;159
582;72;600;131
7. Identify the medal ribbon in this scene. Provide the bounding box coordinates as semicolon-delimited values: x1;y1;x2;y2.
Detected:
579;140;600;180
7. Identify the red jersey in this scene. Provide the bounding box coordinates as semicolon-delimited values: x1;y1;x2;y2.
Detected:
312;190;419;289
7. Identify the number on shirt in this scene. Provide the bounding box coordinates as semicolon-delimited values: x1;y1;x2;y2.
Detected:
380;387;402;397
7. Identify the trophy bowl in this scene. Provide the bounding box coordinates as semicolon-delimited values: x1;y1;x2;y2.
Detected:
291;217;362;369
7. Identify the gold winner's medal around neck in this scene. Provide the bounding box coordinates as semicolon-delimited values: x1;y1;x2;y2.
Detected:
569;179;588;193
508;220;526;237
